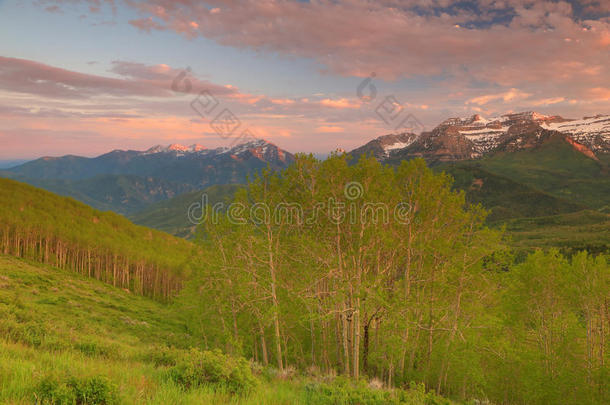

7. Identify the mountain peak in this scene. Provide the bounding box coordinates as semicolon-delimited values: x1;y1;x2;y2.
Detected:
144;144;207;155
352;110;609;163
350;132;418;161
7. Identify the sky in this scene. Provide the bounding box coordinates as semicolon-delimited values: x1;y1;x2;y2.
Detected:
0;0;608;159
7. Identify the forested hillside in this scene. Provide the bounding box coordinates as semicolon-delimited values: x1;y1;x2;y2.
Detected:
0;178;195;300
179;154;609;404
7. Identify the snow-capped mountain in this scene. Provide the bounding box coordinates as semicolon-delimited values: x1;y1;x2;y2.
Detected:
349;132;419;161
359;112;609;164
138;139;290;163
143;144;208;155
2;139;294;214
541;115;610;152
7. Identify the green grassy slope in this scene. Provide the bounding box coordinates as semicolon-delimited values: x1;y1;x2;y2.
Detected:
436;139;610;254
441;165;585;222
130;184;240;238
478;137;610;210
0;255;454;404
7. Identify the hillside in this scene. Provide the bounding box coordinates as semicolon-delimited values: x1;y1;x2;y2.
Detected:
0;178;195;299
477;136;610;209
130;184;240;238
442;165;585;222
0;173;195;215
0;255;455;404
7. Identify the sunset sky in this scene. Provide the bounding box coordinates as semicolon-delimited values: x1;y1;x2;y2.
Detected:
0;0;608;159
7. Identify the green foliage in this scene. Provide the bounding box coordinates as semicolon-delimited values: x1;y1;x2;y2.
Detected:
35;375;118;405
168;348;258;394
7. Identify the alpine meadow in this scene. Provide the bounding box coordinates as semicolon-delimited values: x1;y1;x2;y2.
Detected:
0;0;609;404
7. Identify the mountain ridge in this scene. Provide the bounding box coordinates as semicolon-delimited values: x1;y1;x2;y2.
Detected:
353;111;609;164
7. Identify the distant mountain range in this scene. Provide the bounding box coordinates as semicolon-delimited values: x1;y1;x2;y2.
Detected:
1;139;293;214
1;111;608;229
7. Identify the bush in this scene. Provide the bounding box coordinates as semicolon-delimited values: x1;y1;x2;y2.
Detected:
168;348;258;395
139;346;178;367
34;375;119;404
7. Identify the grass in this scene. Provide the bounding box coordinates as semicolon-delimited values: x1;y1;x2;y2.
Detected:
0;255;456;404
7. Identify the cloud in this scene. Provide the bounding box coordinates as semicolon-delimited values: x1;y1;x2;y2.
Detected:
319;98;360;109
129;17;165;33
0;57;240;100
111;0;609;90
530;97;566;106
316;126;345;133
468;88;532;105
588;87;610;101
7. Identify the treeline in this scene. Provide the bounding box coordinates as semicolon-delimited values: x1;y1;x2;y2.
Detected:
0;178;194;300
180;154;609;404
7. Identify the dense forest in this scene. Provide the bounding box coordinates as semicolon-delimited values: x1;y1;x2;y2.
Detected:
177;154;609;404
0;178;195;300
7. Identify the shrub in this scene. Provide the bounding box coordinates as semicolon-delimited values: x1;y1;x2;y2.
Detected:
34;375;119;404
168;348;257;395
139;346;178;367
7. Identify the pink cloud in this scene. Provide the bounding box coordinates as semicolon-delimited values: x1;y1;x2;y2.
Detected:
316;126;345;133
0;56;236;99
129;17;165;32
319;98;360;109
588;87;610;101
114;0;609;91
468;88;533;105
